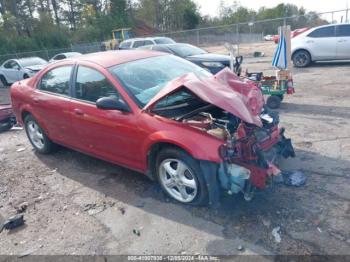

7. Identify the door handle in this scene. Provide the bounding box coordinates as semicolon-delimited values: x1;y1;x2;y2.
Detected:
73;108;84;116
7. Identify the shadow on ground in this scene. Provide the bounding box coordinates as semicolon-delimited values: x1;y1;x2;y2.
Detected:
280;103;350;119
34;145;350;254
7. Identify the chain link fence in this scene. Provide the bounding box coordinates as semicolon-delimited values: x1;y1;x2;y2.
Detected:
158;8;349;58
0;44;102;64
0;9;348;64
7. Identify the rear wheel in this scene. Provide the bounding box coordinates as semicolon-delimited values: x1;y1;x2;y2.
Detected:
23;74;29;79
156;147;208;205
267;95;282;109
0;75;8;87
293;50;311;68
24;114;56;154
277;94;284;101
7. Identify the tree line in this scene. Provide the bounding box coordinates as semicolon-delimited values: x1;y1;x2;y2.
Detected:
0;0;327;55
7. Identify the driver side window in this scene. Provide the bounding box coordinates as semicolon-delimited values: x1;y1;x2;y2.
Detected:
75;66;119;103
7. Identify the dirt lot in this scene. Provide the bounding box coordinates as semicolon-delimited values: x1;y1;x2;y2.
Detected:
0;44;350;258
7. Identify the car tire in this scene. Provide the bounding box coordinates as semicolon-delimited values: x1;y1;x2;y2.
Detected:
0;75;8;87
277;94;284;101
0;122;13;132
292;50;311;68
24;114;56;154
23;74;29;79
156;147;208;206
267;95;282;109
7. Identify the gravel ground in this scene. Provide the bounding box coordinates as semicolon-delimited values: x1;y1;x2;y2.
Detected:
0;46;350;258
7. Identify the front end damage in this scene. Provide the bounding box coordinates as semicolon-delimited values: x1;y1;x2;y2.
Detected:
145;68;295;202
217;109;295;200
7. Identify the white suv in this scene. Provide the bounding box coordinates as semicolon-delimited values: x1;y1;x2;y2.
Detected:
119;37;175;49
292;24;350;67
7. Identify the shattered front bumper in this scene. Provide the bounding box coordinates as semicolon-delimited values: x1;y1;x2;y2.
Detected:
218;126;295;195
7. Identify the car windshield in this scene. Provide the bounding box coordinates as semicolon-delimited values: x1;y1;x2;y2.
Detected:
110;55;212;107
19;57;47;67
168;44;207;57
154;37;176;44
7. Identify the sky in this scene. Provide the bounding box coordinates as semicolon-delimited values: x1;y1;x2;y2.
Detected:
194;0;349;17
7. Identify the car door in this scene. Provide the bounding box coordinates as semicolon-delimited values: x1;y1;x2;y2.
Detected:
306;25;337;60
1;60;22;83
33;65;75;145
336;24;350;59
70;64;143;170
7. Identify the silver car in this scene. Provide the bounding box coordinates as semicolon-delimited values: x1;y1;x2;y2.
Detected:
0;57;48;86
119;37;175;50
49;52;82;63
292;24;350;67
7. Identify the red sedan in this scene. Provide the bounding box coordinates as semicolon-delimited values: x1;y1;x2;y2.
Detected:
11;51;295;205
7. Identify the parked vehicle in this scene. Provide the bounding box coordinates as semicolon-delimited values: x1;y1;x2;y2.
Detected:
273;27;309;44
119;37;175;49
0;104;16;132
139;43;243;75
292;24;350;67
11;51;295;205
49;52;82;62
264;35;274;41
0;57;48;86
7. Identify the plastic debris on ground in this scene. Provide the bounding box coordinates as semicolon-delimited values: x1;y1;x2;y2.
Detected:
282;170;306;187
0;214;25;233
272;226;281;243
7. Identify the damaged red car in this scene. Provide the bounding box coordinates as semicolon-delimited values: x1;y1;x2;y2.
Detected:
11;51;295;205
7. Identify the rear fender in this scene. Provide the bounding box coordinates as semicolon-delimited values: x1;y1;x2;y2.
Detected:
19;104;51;137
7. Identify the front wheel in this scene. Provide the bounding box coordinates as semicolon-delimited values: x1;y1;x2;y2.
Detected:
156;148;208;205
24;114;56;154
267;95;282;109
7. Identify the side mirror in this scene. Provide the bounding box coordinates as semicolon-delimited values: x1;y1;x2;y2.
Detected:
96;97;130;112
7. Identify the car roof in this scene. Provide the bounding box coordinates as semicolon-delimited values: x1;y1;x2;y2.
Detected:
56;52;81;56
312;23;349;30
66;50;166;68
122;36;170;43
17;57;46;63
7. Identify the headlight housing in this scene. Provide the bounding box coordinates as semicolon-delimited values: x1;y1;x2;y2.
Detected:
201;62;224;68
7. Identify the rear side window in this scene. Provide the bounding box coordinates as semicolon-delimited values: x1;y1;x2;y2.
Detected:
143;40;154;46
308;26;335;38
75;66;119;103
336;25;350;37
53;54;66;60
119;41;131;49
38;66;72;96
133;41;145;48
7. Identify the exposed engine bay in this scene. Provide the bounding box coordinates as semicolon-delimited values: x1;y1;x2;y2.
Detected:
153;96;295;200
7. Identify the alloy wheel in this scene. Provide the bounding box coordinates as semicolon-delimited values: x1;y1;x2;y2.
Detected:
27;120;45;150
159;158;198;203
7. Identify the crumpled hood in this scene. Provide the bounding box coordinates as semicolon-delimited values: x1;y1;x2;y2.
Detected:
144;68;264;127
24;64;47;71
